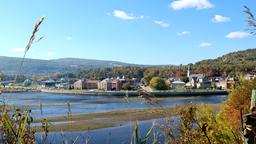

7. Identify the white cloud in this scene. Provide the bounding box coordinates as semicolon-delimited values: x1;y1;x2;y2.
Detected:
225;32;251;39
169;0;214;10
212;15;230;23
47;52;55;57
112;10;135;20
178;31;191;36
67;36;72;41
199;42;211;47
154;20;170;28
11;48;25;52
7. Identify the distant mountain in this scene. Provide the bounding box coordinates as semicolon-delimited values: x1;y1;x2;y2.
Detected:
0;56;135;75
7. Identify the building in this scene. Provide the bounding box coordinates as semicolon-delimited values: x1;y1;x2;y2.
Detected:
196;78;211;89
74;79;99;89
187;74;204;88
98;78;112;91
245;74;255;80
23;79;32;87
111;80;122;91
186;70;211;89
41;80;58;88
171;81;185;89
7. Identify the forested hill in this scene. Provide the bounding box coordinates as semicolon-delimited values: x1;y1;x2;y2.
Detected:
0;48;256;76
0;56;135;75
194;48;256;76
196;48;256;64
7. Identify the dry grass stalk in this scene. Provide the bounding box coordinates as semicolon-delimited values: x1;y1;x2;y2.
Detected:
244;6;256;35
14;16;45;83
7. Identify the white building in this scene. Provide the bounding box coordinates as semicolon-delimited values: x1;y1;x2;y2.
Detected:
171;81;185;89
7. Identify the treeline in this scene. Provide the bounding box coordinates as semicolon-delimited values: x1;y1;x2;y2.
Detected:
78;49;256;80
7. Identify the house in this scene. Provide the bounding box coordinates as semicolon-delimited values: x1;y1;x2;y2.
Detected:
244;74;255;80
171;81;185;89
41;80;58;88
196;77;211;89
215;77;239;90
187;74;204;88
56;81;74;89
74;79;99;89
214;77;225;89
186;74;211;89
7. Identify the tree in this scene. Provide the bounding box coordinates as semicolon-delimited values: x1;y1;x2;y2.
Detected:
181;77;189;83
221;79;256;128
149;77;168;90
0;71;4;81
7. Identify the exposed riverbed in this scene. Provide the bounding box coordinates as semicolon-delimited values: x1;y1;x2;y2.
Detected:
0;92;227;143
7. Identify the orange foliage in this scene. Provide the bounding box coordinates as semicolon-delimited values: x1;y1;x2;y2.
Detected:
222;79;256;128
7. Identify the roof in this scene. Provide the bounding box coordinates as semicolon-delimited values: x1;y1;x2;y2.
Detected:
189;74;204;79
172;81;185;84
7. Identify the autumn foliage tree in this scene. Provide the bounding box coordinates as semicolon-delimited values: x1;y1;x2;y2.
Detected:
221;79;256;128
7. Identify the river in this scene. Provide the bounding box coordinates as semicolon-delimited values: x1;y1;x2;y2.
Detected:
0;92;227;143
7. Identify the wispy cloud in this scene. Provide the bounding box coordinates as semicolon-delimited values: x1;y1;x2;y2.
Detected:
154;20;170;28
112;10;135;20
11;48;25;52
169;0;214;10
199;42;211;47
212;15;230;23
67;36;72;41
47;51;55;57
225;32;251;39
178;31;191;36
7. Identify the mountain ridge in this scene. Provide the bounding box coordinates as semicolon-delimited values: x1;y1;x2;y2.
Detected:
0;48;256;75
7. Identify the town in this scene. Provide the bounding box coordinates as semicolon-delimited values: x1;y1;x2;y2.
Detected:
1;66;255;93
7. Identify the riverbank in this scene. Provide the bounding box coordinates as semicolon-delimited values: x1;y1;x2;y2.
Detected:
41;89;228;97
33;104;221;132
2;88;41;93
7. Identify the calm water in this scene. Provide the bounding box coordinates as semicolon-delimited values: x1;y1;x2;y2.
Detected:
35;118;180;144
0;92;227;144
0;92;227;118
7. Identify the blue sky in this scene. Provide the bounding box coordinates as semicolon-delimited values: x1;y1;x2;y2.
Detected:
0;0;255;65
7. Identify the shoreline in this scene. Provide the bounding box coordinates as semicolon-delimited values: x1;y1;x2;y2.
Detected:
1;88;228;96
40;89;228;97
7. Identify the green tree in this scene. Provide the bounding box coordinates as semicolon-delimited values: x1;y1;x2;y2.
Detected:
181;77;189;83
149;77;168;90
0;71;4;81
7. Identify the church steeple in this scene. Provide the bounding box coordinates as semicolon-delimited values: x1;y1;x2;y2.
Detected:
187;65;190;78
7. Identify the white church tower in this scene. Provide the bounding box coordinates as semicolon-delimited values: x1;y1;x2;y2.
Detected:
187;65;190;78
